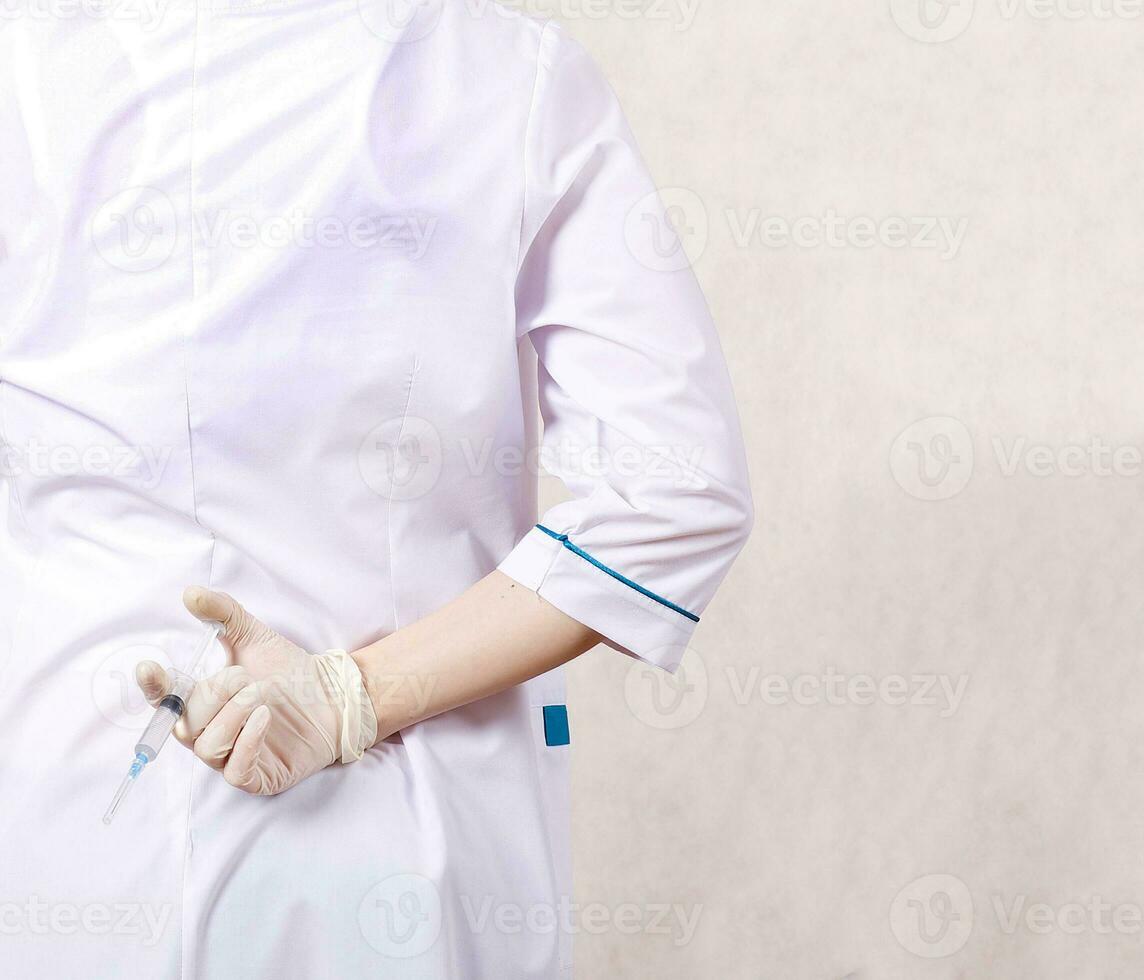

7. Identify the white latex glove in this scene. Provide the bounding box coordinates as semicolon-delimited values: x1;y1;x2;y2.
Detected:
136;587;378;796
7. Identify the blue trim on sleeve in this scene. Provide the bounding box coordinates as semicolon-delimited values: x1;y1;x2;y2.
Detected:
534;524;701;623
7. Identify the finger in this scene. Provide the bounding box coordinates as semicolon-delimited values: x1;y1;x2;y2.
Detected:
135;661;172;706
223;703;272;795
192;683;264;771
174;665;252;747
183;586;262;665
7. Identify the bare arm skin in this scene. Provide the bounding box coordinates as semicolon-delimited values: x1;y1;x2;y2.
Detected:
351;571;601;743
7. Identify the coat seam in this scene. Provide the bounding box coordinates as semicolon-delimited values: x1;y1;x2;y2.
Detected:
387;356;420;632
177;5;205;977
513;18;555;285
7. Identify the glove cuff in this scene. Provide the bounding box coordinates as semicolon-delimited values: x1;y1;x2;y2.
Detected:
315;649;378;763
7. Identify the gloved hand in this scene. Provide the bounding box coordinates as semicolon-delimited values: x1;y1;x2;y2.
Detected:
136;587;378;796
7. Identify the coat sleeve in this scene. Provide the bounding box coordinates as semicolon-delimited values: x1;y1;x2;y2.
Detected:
497;22;753;673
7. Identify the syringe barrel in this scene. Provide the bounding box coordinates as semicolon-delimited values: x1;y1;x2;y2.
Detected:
134;669;195;762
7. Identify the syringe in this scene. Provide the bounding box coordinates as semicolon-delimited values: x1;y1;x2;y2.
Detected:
102;620;224;825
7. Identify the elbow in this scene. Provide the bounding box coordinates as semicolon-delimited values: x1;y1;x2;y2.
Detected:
673;480;753;618
726;480;755;558
737;484;755;552
694;476;754;569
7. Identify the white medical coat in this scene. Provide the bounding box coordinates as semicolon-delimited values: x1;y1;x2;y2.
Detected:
0;0;752;975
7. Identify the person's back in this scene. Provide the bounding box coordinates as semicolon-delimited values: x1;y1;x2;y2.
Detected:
0;1;752;976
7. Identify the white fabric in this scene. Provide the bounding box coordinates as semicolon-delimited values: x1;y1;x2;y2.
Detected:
0;2;751;977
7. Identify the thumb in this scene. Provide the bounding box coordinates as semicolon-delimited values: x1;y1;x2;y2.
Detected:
183;586;263;664
135;660;172;706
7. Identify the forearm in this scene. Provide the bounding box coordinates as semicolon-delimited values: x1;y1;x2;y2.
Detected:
350;571;601;743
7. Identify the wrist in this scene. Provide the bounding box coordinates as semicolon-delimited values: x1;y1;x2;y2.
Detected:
350;641;398;744
314;649;378;762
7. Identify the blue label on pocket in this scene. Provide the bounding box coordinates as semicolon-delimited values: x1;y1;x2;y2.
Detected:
542;705;570;747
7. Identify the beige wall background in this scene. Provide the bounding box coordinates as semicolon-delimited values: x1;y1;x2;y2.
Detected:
534;1;1144;977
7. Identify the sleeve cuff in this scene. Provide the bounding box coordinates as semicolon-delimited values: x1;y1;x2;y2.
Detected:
498;525;697;673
